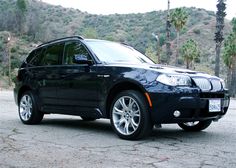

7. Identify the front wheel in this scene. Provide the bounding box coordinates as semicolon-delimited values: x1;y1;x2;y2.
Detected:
178;120;212;132
19;91;44;124
110;90;153;140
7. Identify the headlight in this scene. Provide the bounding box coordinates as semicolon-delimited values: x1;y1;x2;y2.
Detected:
156;74;192;86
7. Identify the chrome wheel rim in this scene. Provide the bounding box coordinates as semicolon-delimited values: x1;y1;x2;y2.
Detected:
19;95;33;121
183;121;199;127
112;96;141;135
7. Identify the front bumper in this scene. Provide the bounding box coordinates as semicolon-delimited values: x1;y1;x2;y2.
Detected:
149;87;230;124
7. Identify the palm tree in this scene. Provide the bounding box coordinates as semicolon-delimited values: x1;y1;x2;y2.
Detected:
166;0;171;63
215;0;226;77
170;8;188;65
223;18;236;97
16;0;28;35
180;39;200;69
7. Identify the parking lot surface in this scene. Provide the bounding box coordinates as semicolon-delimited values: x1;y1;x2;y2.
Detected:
0;91;236;168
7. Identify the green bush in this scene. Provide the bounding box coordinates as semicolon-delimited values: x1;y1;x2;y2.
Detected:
11;47;17;53
177;57;184;65
0;41;3;50
193;29;201;34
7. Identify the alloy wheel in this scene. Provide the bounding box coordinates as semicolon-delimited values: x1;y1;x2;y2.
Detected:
112;96;141;135
19;95;33;121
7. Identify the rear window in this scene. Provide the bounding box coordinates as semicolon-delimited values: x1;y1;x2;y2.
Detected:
28;48;44;66
27;43;64;66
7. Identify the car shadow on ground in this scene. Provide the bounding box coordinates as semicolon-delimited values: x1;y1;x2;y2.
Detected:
39;117;215;141
41;118;114;134
150;127;212;142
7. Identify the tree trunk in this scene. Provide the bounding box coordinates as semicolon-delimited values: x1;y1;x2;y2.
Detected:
231;57;236;97
8;43;11;86
156;38;160;64
226;68;232;89
175;31;180;65
186;58;189;69
215;42;221;77
166;0;171;64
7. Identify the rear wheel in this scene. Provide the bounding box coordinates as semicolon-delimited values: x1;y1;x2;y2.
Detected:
178;120;212;132
110;90;153;140
19;91;44;124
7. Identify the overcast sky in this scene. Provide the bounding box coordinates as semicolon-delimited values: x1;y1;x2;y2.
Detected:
42;0;235;20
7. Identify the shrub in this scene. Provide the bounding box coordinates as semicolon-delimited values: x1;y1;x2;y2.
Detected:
11;47;17;53
193;29;201;34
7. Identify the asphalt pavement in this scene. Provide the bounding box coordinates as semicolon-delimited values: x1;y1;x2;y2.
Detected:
0;91;236;168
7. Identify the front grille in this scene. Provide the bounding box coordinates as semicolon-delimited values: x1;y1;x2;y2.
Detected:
193;77;223;92
211;79;222;91
193;78;211;91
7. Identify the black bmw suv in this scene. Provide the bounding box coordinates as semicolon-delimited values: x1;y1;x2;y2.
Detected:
14;36;230;140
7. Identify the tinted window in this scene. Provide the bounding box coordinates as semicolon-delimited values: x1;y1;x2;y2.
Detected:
28;48;43;66
26;51;35;63
39;43;64;66
86;41;154;64
64;41;91;65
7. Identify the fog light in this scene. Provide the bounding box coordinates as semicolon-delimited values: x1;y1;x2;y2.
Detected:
173;110;181;117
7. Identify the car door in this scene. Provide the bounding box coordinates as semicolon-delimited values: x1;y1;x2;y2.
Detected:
27;43;64;111
57;41;101;117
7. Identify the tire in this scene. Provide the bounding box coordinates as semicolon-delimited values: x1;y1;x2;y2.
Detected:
81;116;96;121
178;120;212;132
110;90;153;140
18;91;44;124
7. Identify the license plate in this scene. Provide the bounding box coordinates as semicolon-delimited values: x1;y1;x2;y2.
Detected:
209;99;221;112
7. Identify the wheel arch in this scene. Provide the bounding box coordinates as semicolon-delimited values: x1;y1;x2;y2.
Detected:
17;85;32;105
105;80;151;118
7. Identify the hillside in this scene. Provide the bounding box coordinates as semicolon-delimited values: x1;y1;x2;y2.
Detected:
0;0;232;88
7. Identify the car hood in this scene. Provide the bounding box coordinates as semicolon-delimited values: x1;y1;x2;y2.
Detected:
104;62;220;80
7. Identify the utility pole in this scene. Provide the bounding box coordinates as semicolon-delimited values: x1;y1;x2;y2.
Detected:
7;33;11;86
166;0;171;63
152;33;160;63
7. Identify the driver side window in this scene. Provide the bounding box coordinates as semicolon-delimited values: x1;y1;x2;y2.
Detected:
64;41;91;65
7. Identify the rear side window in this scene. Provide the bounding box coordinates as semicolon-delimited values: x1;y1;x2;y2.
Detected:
26;51;35;63
39;43;64;66
28;48;43;66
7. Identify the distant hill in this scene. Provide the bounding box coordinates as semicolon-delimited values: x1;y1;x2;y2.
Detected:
0;0;232;87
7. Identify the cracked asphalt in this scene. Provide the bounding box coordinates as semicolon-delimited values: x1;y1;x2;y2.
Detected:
0;91;236;168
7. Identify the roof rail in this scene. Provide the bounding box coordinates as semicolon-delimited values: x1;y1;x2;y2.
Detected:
121;42;134;49
37;36;84;47
121;42;130;46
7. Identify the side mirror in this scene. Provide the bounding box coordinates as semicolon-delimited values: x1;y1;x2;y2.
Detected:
73;55;93;65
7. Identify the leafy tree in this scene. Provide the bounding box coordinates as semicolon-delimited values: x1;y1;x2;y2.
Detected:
16;0;28;35
215;0;226;77
170;8;188;65
159;34;166;47
180;39;200;69
81;27;98;39
223;18;236;97
27;4;41;40
104;34;115;41
145;44;157;63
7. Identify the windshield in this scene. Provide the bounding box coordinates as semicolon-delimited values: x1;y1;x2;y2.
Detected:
86;40;154;64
